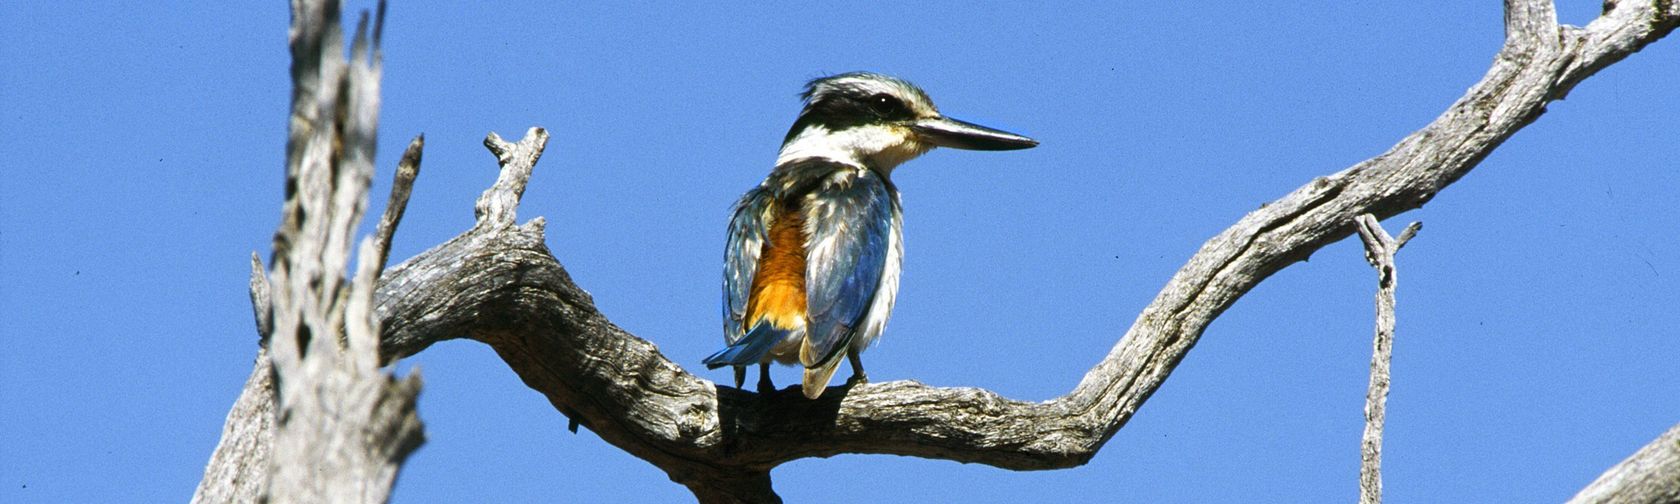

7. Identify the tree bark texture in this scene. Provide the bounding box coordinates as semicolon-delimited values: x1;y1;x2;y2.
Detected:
1567;423;1680;504
195;1;424;503
196;1;1680;503
1353;215;1420;504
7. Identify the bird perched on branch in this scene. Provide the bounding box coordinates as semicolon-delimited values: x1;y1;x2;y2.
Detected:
703;72;1037;399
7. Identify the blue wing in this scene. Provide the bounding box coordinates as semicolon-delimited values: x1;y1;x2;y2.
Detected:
800;170;896;367
722;186;774;345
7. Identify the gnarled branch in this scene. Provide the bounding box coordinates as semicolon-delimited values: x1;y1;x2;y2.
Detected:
198;1;1679;502
361;1;1677;500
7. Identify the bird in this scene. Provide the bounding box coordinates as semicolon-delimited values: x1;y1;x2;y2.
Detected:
702;72;1037;399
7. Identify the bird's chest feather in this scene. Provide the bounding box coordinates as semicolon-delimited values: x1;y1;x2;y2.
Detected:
745;202;809;330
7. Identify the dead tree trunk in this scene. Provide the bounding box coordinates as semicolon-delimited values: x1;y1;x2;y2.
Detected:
196;1;1680;502
194;1;424;502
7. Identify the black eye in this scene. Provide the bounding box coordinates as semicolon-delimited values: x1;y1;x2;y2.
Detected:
867;93;904;117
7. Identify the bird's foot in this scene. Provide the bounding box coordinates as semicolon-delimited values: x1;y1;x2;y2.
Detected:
844;372;869;387
846;351;868;387
756;375;776;395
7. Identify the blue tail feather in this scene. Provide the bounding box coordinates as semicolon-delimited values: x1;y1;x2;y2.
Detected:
704;324;788;369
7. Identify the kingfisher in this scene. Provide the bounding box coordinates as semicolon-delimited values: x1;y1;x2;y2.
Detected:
702;72;1037;399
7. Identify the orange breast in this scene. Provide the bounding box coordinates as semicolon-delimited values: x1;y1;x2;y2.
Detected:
745;204;807;330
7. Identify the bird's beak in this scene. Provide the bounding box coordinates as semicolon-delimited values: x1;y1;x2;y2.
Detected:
910;116;1038;151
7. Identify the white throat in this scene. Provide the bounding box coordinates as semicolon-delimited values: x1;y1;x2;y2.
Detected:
776;124;932;174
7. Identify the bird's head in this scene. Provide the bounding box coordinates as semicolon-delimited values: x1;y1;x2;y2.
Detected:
777;72;1037;173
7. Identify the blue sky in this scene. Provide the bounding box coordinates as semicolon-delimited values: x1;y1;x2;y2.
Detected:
2;1;1676;502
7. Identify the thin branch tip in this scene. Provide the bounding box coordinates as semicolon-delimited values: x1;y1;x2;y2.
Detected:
399;134;424;170
373;136;422;276
1394;222;1422;250
372;0;387;49
248;252;273;341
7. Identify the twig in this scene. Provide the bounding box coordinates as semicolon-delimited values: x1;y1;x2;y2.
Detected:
474;127;549;228
372;135;424;275
1353;214;1421;504
249;253;272;342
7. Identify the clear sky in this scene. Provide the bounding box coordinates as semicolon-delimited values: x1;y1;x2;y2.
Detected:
2;1;1676;502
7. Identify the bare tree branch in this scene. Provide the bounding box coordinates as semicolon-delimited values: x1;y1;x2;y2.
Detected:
249;253;274;341
199;1;1679;502
1568;422;1680;504
373;135;424;276
474;129;548;228
192;254;279;504
193;349;276;504
354;2;1677;499
1353;215;1421;504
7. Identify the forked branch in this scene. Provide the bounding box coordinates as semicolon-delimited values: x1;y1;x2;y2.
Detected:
197;0;1680;502
1353;215;1421;504
365;2;1677;500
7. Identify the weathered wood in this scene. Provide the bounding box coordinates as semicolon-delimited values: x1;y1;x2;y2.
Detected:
1567;422;1680;504
364;1;1676;501
359;1;1676;498
264;0;426;501
1353;215;1420;504
195;1;423;503
373;135;424;277
197;1;1680;502
193;350;275;504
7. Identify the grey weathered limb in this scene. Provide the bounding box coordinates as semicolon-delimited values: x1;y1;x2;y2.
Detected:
356;0;1679;494
189;255;278;504
373;135;424;276
249;253;273;341
198;0;1679;502
194;1;423;503
474;129;548;228
193;349;276;504
1567;422;1680;504
1352;215;1420;504
361;1;1674;502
